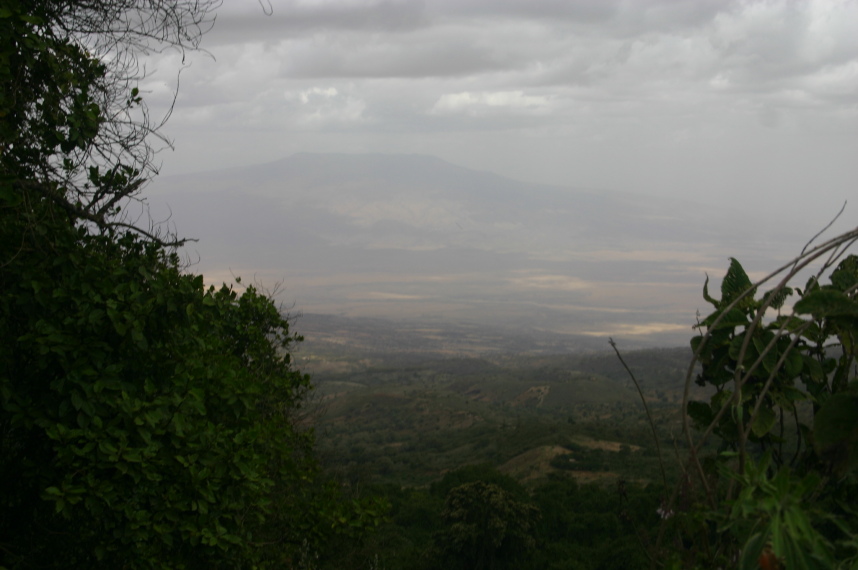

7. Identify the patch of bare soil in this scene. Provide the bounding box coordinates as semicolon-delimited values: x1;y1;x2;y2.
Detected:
512;385;550;407
567;471;621;484
572;436;640;452
499;445;570;482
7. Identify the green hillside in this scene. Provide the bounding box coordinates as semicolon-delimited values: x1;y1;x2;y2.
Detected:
301;335;695;488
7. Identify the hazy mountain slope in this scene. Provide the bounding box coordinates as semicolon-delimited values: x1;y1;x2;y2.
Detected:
146;153;805;346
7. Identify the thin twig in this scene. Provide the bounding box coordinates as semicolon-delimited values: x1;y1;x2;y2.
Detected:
797;201;847;260
609;338;669;492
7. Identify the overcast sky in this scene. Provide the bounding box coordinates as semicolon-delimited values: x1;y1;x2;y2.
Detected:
145;0;858;227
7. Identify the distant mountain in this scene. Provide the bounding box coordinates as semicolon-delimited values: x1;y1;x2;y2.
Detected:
146;153;806;347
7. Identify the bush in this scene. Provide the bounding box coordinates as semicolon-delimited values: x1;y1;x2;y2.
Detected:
665;237;858;569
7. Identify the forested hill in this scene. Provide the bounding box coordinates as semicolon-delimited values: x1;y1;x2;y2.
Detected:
291;313;698;488
294;314;698;568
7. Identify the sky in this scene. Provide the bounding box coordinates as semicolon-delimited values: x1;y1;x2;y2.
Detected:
142;0;858;226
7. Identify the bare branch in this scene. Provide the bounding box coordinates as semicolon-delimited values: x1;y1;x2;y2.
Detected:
6;1;220;242
609;338;669;492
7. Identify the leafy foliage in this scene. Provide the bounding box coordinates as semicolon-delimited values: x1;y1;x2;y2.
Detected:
1;202;332;567
673;245;858;568
435;480;540;570
1;1;387;567
688;254;858;464
727;453;834;570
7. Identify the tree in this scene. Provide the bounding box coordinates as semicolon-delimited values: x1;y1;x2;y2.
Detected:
430;463;528;501
435;481;540;570
1;1;386;567
0;220;319;567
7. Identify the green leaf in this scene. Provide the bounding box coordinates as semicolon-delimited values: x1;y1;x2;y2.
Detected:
802;355;824;384
70;390;85;410
98;441;118;456
830;255;858;292
783;348;803;378
705;307;751;331
729;332;753;365
794;288;858;318
774;314;814;335
740;532;768;570
752;334;779;375
687;400;714;429
762;286;793;310
722;257;755;307
751;406;777;438
703;274;719;307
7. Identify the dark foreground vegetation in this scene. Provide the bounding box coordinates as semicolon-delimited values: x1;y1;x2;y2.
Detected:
1;2;385;567
3;2;858;569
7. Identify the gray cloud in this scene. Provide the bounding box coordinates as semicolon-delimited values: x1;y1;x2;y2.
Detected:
430;0;618;23
144;0;857;228
278;30;513;78
211;0;428;43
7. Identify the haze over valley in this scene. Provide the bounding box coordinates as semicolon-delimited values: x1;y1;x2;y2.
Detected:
149;152;830;348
